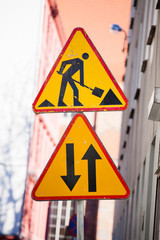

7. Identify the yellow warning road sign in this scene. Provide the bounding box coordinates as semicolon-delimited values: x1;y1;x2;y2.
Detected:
32;114;130;200
33;28;128;113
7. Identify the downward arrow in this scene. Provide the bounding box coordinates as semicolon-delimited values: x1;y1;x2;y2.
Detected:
61;143;81;191
82;144;102;192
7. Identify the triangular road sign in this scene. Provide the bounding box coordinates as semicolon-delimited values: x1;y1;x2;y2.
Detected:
32;113;130;200
33;28;128;113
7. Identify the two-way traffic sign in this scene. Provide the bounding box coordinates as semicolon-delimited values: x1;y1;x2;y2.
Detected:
32;114;130;200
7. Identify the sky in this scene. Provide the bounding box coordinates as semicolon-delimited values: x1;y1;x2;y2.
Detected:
0;0;44;234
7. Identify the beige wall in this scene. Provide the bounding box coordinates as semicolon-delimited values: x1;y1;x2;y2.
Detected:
113;0;160;239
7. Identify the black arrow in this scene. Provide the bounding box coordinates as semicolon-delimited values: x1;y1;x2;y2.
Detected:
82;144;102;192
61;143;81;191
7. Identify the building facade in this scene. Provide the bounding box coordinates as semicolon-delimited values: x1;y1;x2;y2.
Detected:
21;1;76;239
113;0;160;239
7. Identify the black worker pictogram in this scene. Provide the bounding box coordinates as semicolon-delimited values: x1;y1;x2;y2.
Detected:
57;53;89;107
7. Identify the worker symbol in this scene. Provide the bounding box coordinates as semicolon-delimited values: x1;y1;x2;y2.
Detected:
57;53;104;107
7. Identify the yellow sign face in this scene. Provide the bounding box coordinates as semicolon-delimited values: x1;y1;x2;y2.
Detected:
33;28;128;113
32;114;130;200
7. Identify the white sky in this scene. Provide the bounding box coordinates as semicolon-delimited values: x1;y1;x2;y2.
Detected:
0;0;44;234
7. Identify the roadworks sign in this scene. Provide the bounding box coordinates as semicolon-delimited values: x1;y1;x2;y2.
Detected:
32;113;130;200
33;28;128;113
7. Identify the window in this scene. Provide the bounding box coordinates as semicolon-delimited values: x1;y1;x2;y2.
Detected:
153;177;160;239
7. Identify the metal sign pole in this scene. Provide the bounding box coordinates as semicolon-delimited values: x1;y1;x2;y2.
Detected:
77;200;84;240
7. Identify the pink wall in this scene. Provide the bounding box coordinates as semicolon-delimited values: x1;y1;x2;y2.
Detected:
21;1;65;239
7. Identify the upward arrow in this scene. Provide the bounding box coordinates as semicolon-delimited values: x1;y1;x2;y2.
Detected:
61;143;81;191
82;144;102;192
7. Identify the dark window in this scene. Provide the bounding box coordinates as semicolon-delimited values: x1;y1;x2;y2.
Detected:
133;0;138;7
153;178;160;239
129;109;135;119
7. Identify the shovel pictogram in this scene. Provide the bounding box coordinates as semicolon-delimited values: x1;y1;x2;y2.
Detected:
73;79;104;98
